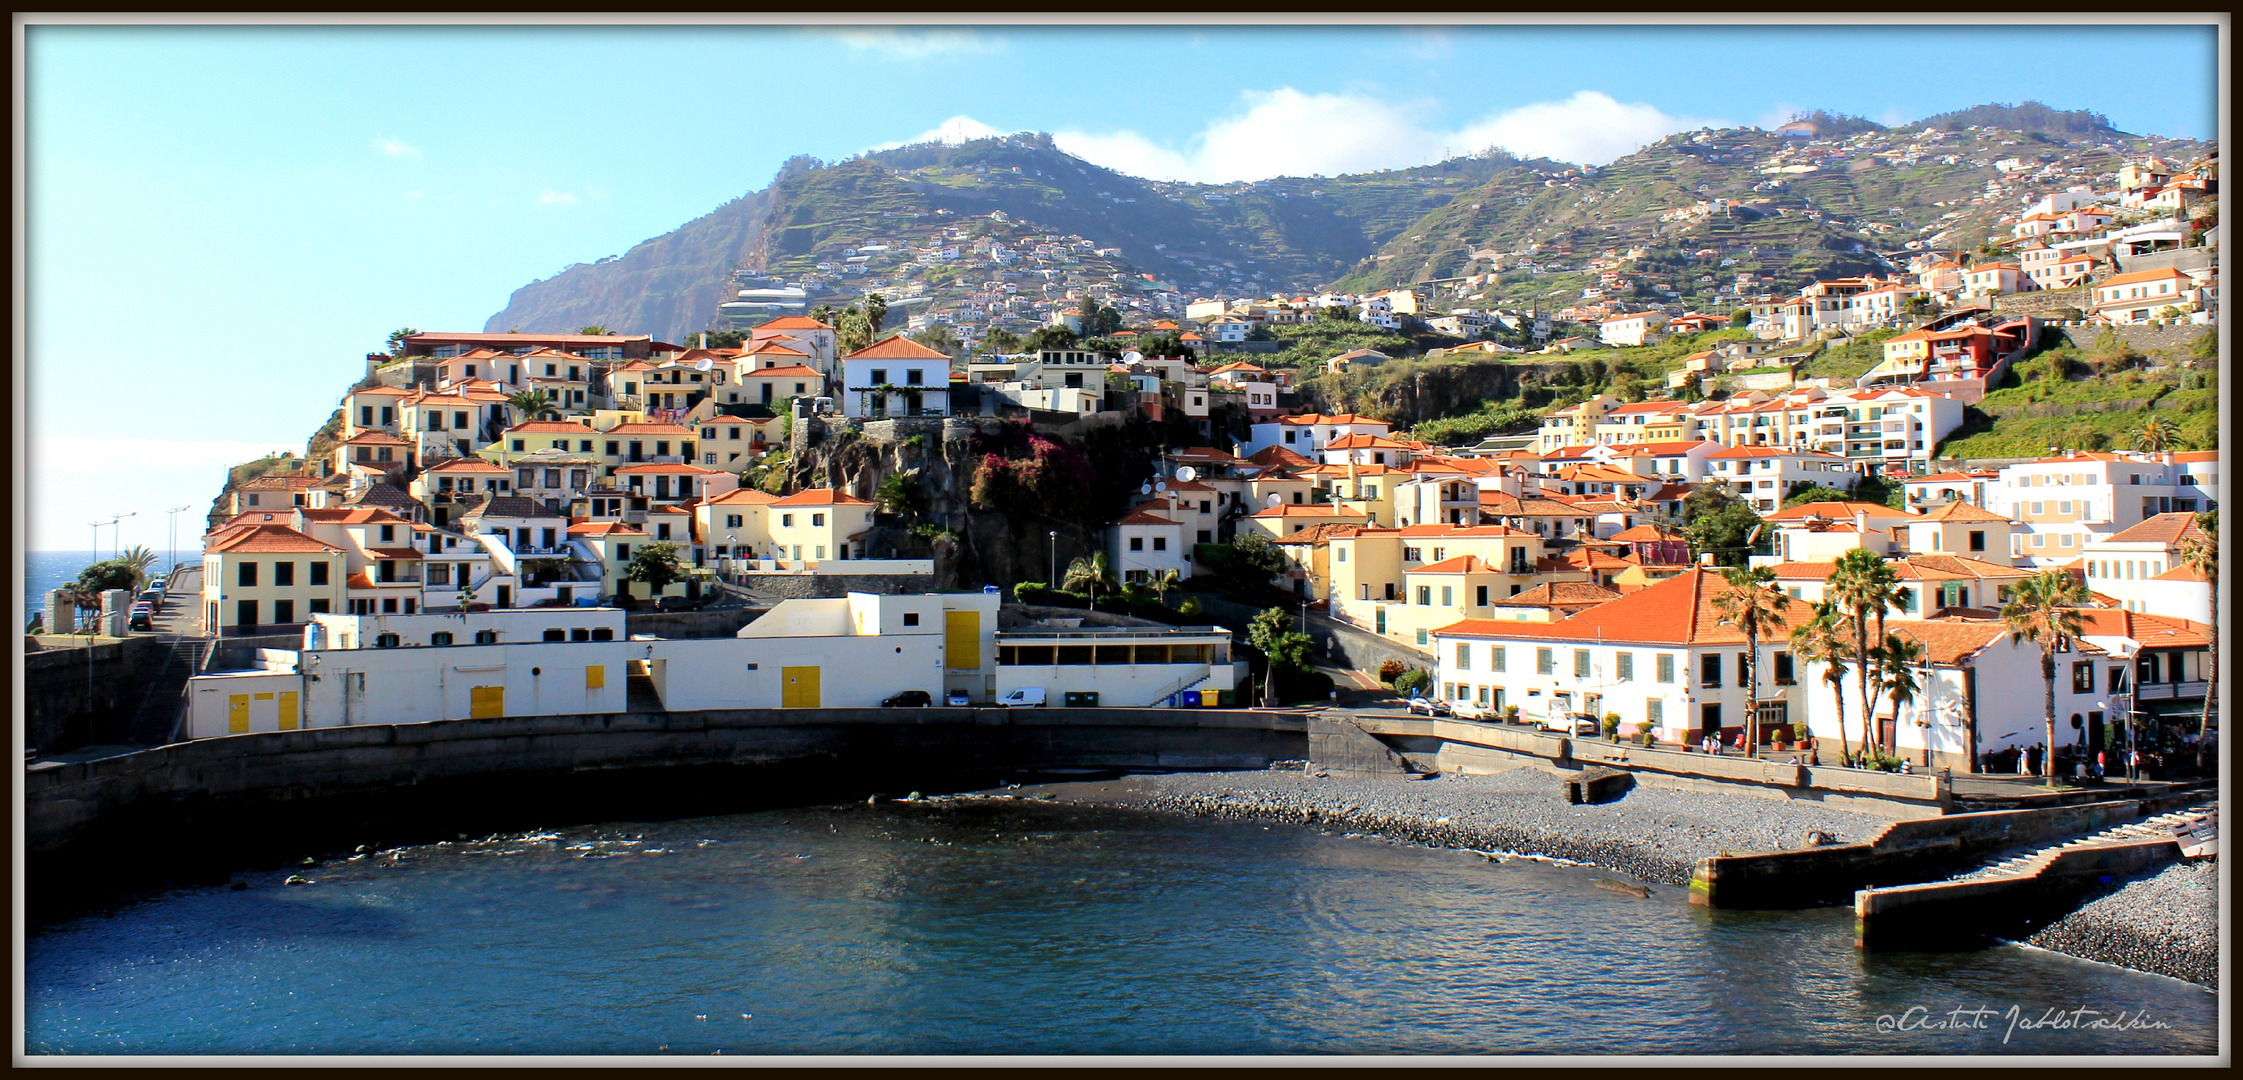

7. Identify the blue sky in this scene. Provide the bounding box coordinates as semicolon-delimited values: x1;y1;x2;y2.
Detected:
22;21;2219;551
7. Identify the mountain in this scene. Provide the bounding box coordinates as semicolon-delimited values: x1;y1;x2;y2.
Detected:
1913;100;2124;138
486;133;1523;340
486;107;2210;339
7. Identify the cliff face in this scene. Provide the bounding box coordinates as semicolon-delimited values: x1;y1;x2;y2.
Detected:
781;415;1208;592
483;190;773;342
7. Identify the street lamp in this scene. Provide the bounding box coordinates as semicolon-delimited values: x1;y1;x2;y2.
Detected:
1049;530;1058;591
166;504;193;581
2096;696;2139;786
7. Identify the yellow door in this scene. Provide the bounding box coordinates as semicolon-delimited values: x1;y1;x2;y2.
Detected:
470;685;505;719
228;694;250;734
278;690;299;731
945;610;981;671
781;666;821;709
585;664;605;689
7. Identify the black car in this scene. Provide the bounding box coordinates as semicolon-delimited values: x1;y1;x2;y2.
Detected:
881;690;934;708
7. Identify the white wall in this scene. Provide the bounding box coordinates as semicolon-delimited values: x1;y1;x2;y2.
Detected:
995;661;1236;707
308;607;627;649
646;634;948;710
188;671;307;739
1801;639;2099;762
1431;635;1803;742
294;641;637;728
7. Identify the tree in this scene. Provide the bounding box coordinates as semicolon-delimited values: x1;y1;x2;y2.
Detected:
1790;599;1856;765
836;305;872;353
1729;308;1751;328
1219;532;1290;590
1317;305;1354;322
1147;567;1182;607
117;546;159;590
2130;416;2180;454
874;470;928;519
577;325;612;336
1682;481;1763;567
1080;299;1124;338
1711;564;1795;758
385;327;421;356
1829;548;1901;759
2000;569;2089;782
624;541;687;599
1023;325;1080;352
1063;553;1115;611
2177;513;2217;770
696;328;747;349
1783;483;1855;508
909;323;962;357
507;388;558;421
1879;632;1927;768
863;294;890;336
982;328;1024;355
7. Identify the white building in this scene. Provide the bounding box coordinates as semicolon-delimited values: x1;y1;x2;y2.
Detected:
840;336;953;418
994;626;1242;707
1800;618;2102;771
2081;513;2213;621
1109;506;1190;583
1984;451;2197;566
1240;412;1393;458
1701;445;1858;513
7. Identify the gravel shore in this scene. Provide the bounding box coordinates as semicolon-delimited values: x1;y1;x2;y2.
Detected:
1032;765;1891;886
2023;859;2220;990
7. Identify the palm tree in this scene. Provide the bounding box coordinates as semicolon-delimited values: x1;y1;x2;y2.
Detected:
576;325;612;337
506;389;557;422
118;545;160;590
1878;632;1927;769
1790;599;1856;766
2001;569;2090;783
1711;564;1794;758
1063;553;1113;612
2130;416;2180;454
1148;567;1182;608
1829;548;1901;758
2177;513;2217;770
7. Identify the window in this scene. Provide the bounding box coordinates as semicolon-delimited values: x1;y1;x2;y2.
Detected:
1475;585;1488;607
1130;537;1144;551
380;525;396;542
1615;652;1633;681
1455;643;1471;670
271;561;295;587
273;599;294;624
2072;661;2093;693
591;627;614;641
1968;530;1985;552
474;629;499;644
1646;699;1663;725
1701;653;1721;687
1152;537;1167;551
1416;628;1428;646
375;633;400;648
238;561;257;587
1416;586;1431;606
1537;647;1554;675
902;612;920;627
1575;649;1592;678
1441;586;1453;607
428;564;451;586
308;599;330;614
431;632;454;647
782;514;794;527
812;513;825;527
1774;651;1794;685
1403;546;1422;562
2031;502;2044;515
544;629;568;642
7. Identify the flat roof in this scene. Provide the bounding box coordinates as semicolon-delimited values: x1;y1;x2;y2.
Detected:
996;627;1230;639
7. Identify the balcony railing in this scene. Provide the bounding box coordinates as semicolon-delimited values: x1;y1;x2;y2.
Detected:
2136;681;2209;701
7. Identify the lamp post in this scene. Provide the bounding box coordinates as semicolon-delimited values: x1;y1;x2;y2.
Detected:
2096;695;2138;786
166;504;193;582
108;511;137;560
1048;530;1058;591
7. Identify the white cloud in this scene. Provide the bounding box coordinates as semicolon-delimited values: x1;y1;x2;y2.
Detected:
1757;104;1803;131
870;115;1006;152
822;28;1004;60
1052;88;1714;184
538;190;577;206
373;137;421;159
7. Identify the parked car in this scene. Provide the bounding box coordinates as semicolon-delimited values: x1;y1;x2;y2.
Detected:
128;602;154;631
139;589;165;606
1539;711;1602;737
657;595;697;612
1406;695;1453;717
880;690;934;708
1450;701;1492;721
945;689;972;707
147;576;166;591
996;687;1047;708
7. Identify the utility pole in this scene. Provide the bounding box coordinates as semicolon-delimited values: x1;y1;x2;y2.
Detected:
166;504;193;581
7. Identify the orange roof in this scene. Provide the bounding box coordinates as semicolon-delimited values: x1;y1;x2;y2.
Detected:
504;421;595;435
738;364;823;378
2074;608;2212;649
603;422;697;436
349;386;410;397
2150;563;2209;583
1913;501;2012;524
1248;445;1316;467
769;489;874;507
1275;412;1383;426
756;316;835;331
1252;504;1367;519
2101;512;2208;547
844;335;950;360
205;524;343;555
1114;508;1180;527
1764;501;1906;523
1609;523;1685;543
423;459;510;473
341;430;411;445
568;520;646;537
2094;267;2192;289
704;488;780;506
1491;582;1622;608
1411;555;1499;574
613;462;726;475
1433;567;1814;646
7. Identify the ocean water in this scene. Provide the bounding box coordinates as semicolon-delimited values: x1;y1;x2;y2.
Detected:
24;799;2215;1057
21;550;200;628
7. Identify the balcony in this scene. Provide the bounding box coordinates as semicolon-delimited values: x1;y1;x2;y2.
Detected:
2135;681;2208;701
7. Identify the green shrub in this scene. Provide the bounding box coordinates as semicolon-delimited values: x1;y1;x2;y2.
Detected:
1602;714;1621;740
1392;668;1432;696
1012;582;1050;605
1175;596;1204;618
1502;704;1521;723
1376;658;1407;685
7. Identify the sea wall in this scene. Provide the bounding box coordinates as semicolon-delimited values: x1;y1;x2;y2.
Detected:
22;637;161;754
23;707;1308;857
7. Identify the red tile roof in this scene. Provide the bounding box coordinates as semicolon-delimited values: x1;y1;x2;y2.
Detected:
1913;501;2013;524
2101;512;2208;547
756;316;836;331
1764;501;1907;523
206;524;343;555
1114;508;1180;527
844;335;950;360
769;489;874;507
1431;567;1812;646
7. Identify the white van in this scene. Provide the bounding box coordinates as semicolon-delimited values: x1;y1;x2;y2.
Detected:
997;687;1047;708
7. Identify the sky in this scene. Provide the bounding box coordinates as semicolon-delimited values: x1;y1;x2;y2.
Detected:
18;19;2222;553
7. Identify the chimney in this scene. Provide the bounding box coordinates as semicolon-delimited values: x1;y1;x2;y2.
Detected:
1699;552;1716;566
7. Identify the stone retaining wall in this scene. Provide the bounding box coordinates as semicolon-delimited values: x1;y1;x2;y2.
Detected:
23;637;160;754
2052;324;2209;355
23;707;1309;857
1853;839;2183;949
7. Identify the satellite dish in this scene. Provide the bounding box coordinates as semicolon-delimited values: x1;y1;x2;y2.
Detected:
1174;466;1197;483
1122;350;1143;365
695;358;715;371
1155;481;1168;493
1141;483;1153;495
1265;493;1283;508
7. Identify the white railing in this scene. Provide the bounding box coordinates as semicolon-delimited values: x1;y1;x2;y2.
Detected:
722;557;934;576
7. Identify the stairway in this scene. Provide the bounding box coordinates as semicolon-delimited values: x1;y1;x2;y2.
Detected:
1947;801;2218;882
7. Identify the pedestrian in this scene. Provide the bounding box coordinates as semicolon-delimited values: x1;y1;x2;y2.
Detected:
2094;750;2105;780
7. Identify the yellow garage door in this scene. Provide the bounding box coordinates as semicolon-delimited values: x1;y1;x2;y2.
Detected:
781;666;821;709
278;690;299;731
470;685;505;719
945;610;981;671
228;694;250;734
